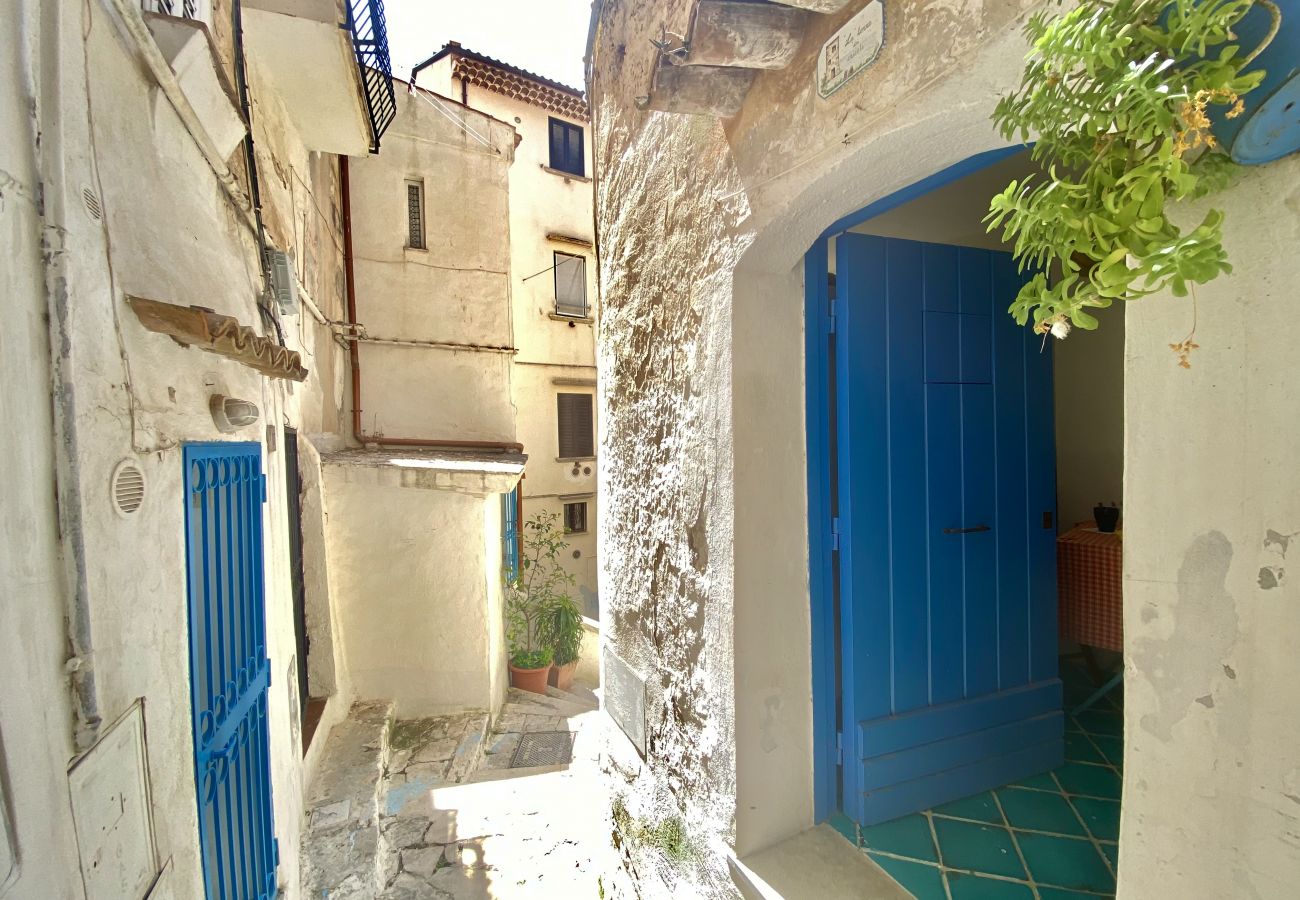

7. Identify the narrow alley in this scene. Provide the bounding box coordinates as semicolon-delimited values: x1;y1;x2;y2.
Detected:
2;2;1299;900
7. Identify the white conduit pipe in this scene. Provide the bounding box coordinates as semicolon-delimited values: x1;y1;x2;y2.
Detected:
102;0;258;232
341;332;517;354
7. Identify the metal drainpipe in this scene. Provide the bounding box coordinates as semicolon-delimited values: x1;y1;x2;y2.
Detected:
339;157;524;454
26;0;101;750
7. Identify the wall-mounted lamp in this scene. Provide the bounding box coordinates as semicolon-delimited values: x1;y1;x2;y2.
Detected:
210;394;260;433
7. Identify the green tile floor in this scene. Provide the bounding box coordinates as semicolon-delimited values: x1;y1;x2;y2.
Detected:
830;661;1123;899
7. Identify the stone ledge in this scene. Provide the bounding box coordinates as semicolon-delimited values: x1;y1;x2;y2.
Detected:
540;164;592;183
729;823;910;900
319;447;526;496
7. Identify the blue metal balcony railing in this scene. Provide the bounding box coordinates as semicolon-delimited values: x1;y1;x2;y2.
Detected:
347;0;397;153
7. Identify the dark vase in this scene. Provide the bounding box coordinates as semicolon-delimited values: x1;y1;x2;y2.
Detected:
1094;505;1120;533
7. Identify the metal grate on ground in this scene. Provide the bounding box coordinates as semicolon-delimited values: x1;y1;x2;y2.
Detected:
511;731;575;768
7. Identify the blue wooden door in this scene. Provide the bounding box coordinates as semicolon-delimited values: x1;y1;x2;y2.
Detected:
834;234;1061;825
184;443;278;899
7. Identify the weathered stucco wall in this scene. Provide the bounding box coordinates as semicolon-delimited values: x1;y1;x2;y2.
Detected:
421;55;603;613
1119;154;1300;899
1;1;356;897
0;6;84;893
322;460;512;718
346;84;517;443
591;0;1049;891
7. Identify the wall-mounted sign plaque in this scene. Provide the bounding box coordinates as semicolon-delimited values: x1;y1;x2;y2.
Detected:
817;0;884;99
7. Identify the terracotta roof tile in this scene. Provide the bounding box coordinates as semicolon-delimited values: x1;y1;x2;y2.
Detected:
413;43;589;121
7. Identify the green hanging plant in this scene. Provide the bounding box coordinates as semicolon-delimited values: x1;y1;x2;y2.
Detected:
986;0;1280;360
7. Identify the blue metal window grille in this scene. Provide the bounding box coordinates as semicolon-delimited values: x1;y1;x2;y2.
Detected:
548;117;585;176
347;0;397;153
184;443;278;900
502;487;520;581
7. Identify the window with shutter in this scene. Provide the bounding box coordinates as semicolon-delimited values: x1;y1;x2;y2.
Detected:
553;253;587;317
563;502;588;534
548;117;585;176
557;393;594;458
405;180;425;250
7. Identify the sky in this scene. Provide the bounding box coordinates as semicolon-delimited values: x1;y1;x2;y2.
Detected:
384;0;593;92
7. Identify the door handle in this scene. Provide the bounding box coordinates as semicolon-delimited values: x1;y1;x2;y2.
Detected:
943;525;991;535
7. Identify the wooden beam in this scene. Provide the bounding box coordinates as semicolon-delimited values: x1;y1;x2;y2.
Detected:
645;63;756;117
126;295;309;381
686;1;808;70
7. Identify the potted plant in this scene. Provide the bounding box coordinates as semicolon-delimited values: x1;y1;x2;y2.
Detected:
986;0;1281;365
541;594;585;692
505;511;575;694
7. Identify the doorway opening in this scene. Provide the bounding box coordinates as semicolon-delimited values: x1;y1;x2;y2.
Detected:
807;148;1125;898
285;428;330;753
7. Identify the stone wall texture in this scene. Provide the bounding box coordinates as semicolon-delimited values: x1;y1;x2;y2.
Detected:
590;1;1041;894
593;1;1300;897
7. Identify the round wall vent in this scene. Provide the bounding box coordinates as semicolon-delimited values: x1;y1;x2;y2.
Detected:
82;187;102;221
111;459;146;518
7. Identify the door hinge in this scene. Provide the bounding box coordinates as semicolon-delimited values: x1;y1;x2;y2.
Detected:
273;837;280;866
830;516;841;552
836;731;844;766
828;296;838;335
260;474;268;504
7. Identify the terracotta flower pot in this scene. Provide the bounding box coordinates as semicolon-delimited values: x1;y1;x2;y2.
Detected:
548;660;578;692
509;661;551;694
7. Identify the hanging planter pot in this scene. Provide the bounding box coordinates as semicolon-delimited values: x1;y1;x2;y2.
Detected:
1209;1;1299;164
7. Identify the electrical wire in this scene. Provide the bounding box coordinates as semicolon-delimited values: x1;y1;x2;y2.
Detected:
411;85;499;152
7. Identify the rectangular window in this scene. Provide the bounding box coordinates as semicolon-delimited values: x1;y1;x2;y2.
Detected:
553;253;587;318
548;117;585;177
501;487;520;580
563;501;588;535
405;180;425;249
557;393;594;459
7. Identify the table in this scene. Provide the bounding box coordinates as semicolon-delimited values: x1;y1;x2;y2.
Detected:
1057;523;1123;713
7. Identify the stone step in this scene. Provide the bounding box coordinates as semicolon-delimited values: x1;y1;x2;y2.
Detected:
461;762;569;784
545;683;599;711
447;711;490;782
300;700;394;899
505;687;597;719
373;709;490;894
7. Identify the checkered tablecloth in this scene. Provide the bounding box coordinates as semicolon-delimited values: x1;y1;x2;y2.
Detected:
1057;523;1123;652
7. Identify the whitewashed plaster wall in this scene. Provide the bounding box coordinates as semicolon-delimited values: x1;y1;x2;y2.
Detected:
345;85;518;443
415;54;601;615
0;7;85;895
320;461;511;718
456;65;600;608
591;0;1055;893
1119;154;1300;899
0;1;356;897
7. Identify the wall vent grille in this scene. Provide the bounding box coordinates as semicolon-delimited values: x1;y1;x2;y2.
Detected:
112;460;146;517
82;188;102;221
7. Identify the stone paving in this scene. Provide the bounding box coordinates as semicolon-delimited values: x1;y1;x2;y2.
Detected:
303;682;633;899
